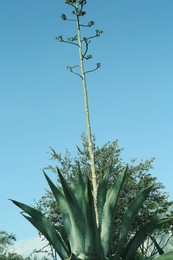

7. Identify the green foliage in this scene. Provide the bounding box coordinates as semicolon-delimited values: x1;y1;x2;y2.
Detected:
0;231;29;260
11;165;173;259
0;231;16;255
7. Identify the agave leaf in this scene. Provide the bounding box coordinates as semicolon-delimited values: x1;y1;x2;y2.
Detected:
155;251;173;260
123;217;173;260
75;162;85;208
57;168;85;256
77;253;88;259
114;184;153;259
10;199;69;259
101;166;128;258
83;176;104;259
97;163;112;228
24;214;70;256
125;256;151;260
44;173;71;244
69;174;76;194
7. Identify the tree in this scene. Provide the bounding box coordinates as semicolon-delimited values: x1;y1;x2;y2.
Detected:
0;230;25;260
0;231;48;260
0;230;15;256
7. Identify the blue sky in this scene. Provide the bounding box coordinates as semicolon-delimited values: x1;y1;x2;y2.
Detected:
0;0;173;242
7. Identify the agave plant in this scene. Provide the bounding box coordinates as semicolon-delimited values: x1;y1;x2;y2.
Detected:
11;1;173;259
11;165;173;259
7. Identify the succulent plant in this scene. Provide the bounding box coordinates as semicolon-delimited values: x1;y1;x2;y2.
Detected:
11;165;173;259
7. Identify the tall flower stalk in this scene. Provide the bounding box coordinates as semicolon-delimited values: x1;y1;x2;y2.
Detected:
57;0;102;226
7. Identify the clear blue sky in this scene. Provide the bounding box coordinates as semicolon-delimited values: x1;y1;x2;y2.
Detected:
0;0;173;241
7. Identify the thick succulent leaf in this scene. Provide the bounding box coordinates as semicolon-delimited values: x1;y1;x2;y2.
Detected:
77;253;88;259
124;257;151;260
57;169;85;255
44;173;72;243
10;200;69;259
23;214;70;257
155;251;173;260
69;174;76;194
101;166;128;258
75;162;85;208
84;176;104;259
97;163;112;228
123;217;173;260
44;173;69;216
114;184;153;259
